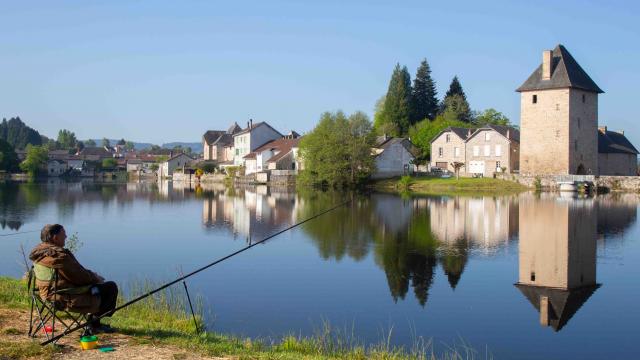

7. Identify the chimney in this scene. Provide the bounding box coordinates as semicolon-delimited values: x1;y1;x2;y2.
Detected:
247;121;250;129
250;118;253;129
619;130;625;135
598;126;607;133
542;50;552;80
506;129;510;139
467;129;471;138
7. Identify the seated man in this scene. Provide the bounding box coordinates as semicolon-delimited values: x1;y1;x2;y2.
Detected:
29;224;118;333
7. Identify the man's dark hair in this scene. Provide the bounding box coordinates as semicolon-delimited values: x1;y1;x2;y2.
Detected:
41;224;64;243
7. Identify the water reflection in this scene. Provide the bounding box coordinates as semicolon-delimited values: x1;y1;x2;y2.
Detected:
514;193;637;331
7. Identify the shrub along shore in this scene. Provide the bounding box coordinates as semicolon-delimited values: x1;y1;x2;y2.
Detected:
373;176;527;196
0;276;485;359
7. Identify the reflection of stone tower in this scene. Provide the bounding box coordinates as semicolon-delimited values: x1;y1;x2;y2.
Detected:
515;194;599;331
517;45;603;175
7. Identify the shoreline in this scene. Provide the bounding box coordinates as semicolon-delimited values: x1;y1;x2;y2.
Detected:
0;276;480;360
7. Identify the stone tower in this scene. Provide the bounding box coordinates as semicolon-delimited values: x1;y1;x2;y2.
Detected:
517;45;603;175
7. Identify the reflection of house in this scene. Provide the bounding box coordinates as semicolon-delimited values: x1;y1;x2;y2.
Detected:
202;186;298;239
427;196;518;252
372;136;418;179
158;153;194;178
465;125;520;177
515;194;599;331
233;120;283;166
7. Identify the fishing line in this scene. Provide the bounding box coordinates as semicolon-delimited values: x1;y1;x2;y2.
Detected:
41;197;352;345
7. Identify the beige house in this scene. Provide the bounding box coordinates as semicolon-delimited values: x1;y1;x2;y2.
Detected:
202;123;241;163
430;127;472;171
465;125;520;177
515;194;598;331
597;126;638;175
517;45;602;175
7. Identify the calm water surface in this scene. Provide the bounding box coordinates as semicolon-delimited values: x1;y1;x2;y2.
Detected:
1;180;638;359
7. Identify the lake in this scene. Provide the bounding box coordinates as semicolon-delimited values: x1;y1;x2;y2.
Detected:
1;180;638;359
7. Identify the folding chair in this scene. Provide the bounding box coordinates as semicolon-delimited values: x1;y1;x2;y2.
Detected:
27;263;92;343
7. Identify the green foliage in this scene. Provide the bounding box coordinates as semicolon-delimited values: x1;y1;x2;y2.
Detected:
19;144;48;176
101;137;110;147
150;163;159;172
0;117;43;149
65;232;83;253
155;155;169;163
397;176;413;191
411;59;438;123
444;76;467;100
101;157;118;169
378;64;413;135
0;139;19;172
198;162;217;174
117;138;126;146
225;166;243;178
474;108;511;126
299;110;376;187
85;139;96;147
442;94;472;123
125;141;135;151
408;114;474;160
56;129;78;149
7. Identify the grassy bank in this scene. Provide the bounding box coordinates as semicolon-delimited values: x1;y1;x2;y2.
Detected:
0;276;486;359
373;176;527;196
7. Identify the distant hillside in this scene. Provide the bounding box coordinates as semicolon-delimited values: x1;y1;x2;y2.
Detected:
82;139;202;153
162;142;202;153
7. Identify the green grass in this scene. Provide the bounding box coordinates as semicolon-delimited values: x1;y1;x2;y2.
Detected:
0;276;489;360
374;176;526;196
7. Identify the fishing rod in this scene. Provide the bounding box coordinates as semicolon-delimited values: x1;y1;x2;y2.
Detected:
0;230;39;237
41;197;352;346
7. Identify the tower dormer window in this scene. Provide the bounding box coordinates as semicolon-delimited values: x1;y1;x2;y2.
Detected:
532;95;537;104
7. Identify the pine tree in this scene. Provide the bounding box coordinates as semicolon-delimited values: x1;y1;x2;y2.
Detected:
442;76;472;122
444;76;466;100
380;64;413;135
411;59;438;123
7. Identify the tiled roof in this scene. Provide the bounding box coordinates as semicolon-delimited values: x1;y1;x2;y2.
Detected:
469;125;520;143
203;130;225;144
233;122;283;137
517;45;603;93
598;129;639;154
375;137;419;158
244;137;301;162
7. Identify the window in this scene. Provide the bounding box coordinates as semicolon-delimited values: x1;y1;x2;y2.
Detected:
454;147;460;157
496;161;501;170
530;272;536;282
473;146;479;156
484;145;490;157
532;95;537;104
495;144;502;157
556;104;560;111
485;132;491;141
446;134;451;143
438;147;443;157
235;149;239;155
582;94;586;103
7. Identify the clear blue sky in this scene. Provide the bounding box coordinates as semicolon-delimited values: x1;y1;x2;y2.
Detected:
1;0;638;145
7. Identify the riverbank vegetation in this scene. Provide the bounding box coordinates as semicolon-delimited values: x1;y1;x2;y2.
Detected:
299;111;376;188
0;276;485;359
374;176;527;195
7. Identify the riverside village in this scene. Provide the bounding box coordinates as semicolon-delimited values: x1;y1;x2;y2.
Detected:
1;5;640;359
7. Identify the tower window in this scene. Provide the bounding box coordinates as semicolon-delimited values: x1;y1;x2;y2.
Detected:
556;104;560;111
530;272;536;282
582;94;586;103
532;95;537;104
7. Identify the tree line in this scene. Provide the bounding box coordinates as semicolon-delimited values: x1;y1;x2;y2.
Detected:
374;60;511;160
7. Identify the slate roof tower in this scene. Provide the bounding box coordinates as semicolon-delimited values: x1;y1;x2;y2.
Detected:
517;45;603;175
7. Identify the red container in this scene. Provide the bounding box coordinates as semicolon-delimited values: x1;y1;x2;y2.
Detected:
43;325;53;334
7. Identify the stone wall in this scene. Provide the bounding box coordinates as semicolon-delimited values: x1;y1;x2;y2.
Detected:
430;130;467;171
598;153;637;176
501;173;640;192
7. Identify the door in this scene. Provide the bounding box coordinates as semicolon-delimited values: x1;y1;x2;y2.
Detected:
435;162;448;169
469;161;485;174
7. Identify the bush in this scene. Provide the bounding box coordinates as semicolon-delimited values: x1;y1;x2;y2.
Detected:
397;176;413;190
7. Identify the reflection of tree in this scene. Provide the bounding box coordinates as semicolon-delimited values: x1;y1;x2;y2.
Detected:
439;239;468;289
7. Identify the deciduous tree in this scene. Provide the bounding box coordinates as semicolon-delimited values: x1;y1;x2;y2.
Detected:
19;144;48;177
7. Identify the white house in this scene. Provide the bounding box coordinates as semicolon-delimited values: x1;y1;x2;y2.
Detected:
233;120;283;166
158;153;194;178
372;137;418;179
243;137;301;175
47;160;68;177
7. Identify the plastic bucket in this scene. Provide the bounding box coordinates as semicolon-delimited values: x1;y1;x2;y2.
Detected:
80;335;98;350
